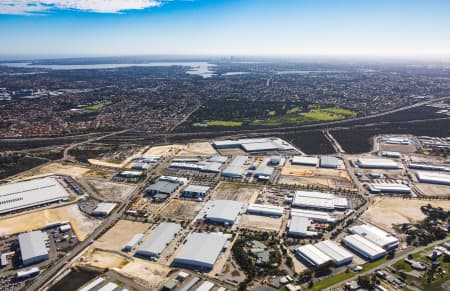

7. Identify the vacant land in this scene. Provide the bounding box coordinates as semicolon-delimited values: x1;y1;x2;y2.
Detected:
145;144;185;157
94;220;151;252
238;214;283;232
22;162;90;180
194;120;243;127
158;199;204;221
175;142;217;157
85;178;136;201
415;183;450;197
362;197;450;232
279;165;352;189
212;182;260;203
0;204;101;240
118;258;171;290
78;248;128;270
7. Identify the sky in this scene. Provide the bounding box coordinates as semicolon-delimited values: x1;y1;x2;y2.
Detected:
0;0;450;58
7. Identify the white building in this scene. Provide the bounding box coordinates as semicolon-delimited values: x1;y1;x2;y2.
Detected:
355;158;400;169
342;234;386;261
290;209;337;223
182;185;210;198
380;151;401;158
368;183;411;194
221;156;248;178
91;203;117;216
123;233;144;252
348;223;399;250
173;233;228;271
416;171;450;186
292;156;318;167
247;204;284;217
292;190;348;211
18;231;49;266
205;200;244;226
295;244;331;267
287;216;317;237
314;240;353;266
136;222;181;259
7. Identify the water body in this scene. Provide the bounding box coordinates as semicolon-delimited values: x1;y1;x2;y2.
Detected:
0;62;216;78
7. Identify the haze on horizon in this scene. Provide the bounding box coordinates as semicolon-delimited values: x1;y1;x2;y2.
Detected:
0;0;450;59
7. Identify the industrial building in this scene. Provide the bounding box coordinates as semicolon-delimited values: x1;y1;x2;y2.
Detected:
381;136;411;145
314;240;353;266
290;209;337;223
131;162;151;170
292;156;318;166
91;203;117;216
319;156;341;168
16;267;40;279
292;190;348;211
182;185;211;198
247;204;284;217
146;180;180;198
18;231;49;266
349;224;399;250
221;155;248;178
208;155;228;163
408;163;448;172
204;200;244;226
368;183;411;194
136;222;182;259
380;151;401;158
355;158;400;169
173;232;228;271
342;234;386;261
80;277;105;291
199;161;222;173
118;171;144;178
98;282;118;291
0;177;70;214
123;233;144;252
172;158;200;163
159;176;188;185
213;138;294;152
416;171;450;186
287;216;317;237
254;159;275;181
295;244;331;267
196;281;215;291
169;162;203;171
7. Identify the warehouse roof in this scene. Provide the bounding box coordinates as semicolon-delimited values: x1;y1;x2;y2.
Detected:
315;240;353;263
288;216;315;236
356;158;400;169
208;155;228;163
199;161;222;173
18;231;48;264
146;181;179;194
123;233;144;251
183;185;210;194
174;233;228;267
213;138;294;152
416;171;450;185
368;183;411;193
159;176;188;185
0;177;70;214
222;155;248;177
292;156;318;166
92;203;117;216
255;159;275;177
247;204;284;216
293;190;348;210
343;234;386;258
205;200;243;223
349;224;399;249
296;244;331;267
320;156;341;168
136;222;181;257
290;209;337;223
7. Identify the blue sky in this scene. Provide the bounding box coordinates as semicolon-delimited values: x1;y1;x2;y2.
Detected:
0;0;449;58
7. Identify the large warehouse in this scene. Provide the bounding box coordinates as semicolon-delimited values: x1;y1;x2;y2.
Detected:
18;231;49;266
416;171;450;186
287;216;317;237
146;180;180;197
295;244;331;268
349;224;399;250
355;158;400;169
204;200;244;226
135;222;182;259
91;203;117;217
247;204;284;217
213;138;294;152
221;156;248;178
172;232;228;271
123;233;144;252
290;209;337;224
0;177;70;214
292;190;348;211
319;156;341;169
182;185;211;198
315;240;353;266
254;159;275;181
292;156;318;167
368;183;411;194
342;234;386;261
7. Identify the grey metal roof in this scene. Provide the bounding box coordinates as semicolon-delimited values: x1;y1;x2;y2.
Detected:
222;155;248;177
18;231;48;263
183;185;210;194
146;181;179;194
288;216;310;235
314;240;353;263
320;156;340;168
174;232;228;267
136;222;181;257
255;159;275;177
205;200;243;224
208;155;228;163
0;177;70;214
92;203;117;215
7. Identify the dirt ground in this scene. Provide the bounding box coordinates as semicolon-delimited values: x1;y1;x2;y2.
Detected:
88;147;147;169
0;204;101;241
118;258;171;290
238;214;283;232
145;144;185;157
415;183;450;197
379;143;417;153
279;165;352;189
22;163;91;179
85;178;136;201
78;248;128;270
211;182;260;203
361;197;450;232
94;220;151;252
158;199;204;221
176;142;217;157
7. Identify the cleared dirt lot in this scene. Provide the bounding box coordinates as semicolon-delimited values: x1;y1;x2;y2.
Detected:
145;144;185;156
0;204;101;241
379;143;417;153
279;165;352;189
118;258;171;290
78;248;128;270
176;142;217;157
415;183;450;197
158;199;204;221
85;178;136;201
212;182;260;203
94;220;151;252
22;162;90;179
238;214;283;232
362;197;450;232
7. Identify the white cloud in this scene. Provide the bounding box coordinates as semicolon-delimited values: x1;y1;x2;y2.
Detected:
0;0;161;15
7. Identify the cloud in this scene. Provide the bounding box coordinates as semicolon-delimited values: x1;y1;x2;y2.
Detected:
0;0;162;15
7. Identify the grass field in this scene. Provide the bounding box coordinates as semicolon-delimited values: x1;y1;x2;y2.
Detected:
311;271;354;291
84;100;112;111
193;120;243;127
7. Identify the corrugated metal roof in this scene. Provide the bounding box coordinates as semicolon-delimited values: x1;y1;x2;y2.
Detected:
293;190;348;210
205;200;243;224
183;185;210;194
320;156;340;168
349;224;399;249
416;171;450;185
174;233;228;267
296;244;331;266
343;234;386;258
247;204;284;216
315;240;353;263
222;156;248;177
18;231;48;264
146;181;179;194
92;203;116;215
356;158;400;169
292;156;318;166
136;222;181;257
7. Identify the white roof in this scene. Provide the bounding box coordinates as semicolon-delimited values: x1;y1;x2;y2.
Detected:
292;156;318;166
320;156;341;167
159;176;188;185
356;158;400;169
80;277;105;291
18;231;48;263
205;200;243;223
314;240;353;263
288;216;312;236
416;171;450;185
136;222;181;257
174;233;228;267
343;234;386;258
92;203;117;215
208;155;228;163
290;209;337;223
196;281;215;291
255;159;275;177
293;190;348;210
98;282;118;291
0;177;70;214
368;183;411;193
296;244;331;266
247;204;284;216
222;155;248;177
123;233;144;250
183;185;210;194
241;141;279;152
349;224;399;248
